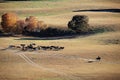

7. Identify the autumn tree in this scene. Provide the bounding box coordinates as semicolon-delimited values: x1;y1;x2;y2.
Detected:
14;20;26;34
37;21;48;31
1;12;18;33
25;16;38;32
24;16;47;32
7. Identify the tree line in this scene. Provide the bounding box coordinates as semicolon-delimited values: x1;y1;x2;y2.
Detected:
0;12;90;37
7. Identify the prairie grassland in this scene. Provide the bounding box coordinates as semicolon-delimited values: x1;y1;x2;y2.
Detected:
0;0;120;25
0;0;120;80
0;31;120;80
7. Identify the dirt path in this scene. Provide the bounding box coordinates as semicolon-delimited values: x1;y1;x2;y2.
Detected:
16;52;66;75
13;51;83;80
1;47;120;80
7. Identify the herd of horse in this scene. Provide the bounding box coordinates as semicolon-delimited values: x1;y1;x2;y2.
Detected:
8;43;64;51
8;43;101;62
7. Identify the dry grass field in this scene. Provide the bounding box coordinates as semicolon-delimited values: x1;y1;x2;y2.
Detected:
0;0;120;80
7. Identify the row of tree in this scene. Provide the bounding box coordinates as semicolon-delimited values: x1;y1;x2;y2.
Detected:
0;12;89;37
1;12;47;34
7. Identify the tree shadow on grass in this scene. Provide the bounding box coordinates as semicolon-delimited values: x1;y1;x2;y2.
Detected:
73;8;120;13
15;26;114;40
14;35;79;40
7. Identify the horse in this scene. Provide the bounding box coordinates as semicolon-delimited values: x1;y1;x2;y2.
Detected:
96;56;101;61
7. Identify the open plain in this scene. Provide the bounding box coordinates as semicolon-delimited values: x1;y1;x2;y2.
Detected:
0;0;120;80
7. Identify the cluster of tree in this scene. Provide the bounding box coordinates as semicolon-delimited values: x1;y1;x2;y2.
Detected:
1;12;47;35
0;13;90;37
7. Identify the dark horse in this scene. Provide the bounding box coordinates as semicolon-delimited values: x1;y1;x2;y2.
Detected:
96;56;101;61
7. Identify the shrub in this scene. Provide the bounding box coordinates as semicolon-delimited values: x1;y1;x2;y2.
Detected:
1;12;18;33
68;15;89;33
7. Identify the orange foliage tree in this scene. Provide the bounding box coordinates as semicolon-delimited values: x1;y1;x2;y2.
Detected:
25;16;48;32
25;16;38;32
37;21;48;30
1;12;18;33
1;13;48;34
15;20;26;34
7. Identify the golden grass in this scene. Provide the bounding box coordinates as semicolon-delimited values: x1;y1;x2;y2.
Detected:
0;31;120;80
0;0;120;25
0;0;120;80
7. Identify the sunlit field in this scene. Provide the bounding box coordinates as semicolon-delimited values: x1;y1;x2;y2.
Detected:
0;0;120;80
